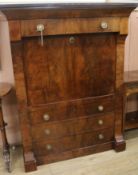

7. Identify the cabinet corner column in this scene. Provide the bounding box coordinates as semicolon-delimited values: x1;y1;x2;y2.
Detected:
114;34;127;152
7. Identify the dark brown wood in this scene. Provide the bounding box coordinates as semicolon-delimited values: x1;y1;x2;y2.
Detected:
11;42;37;172
36;142;113;165
8;21;21;41
31;113;114;141
0;3;136;172
114;35;126;152
33;128;114;156
24;152;37;172
23;34;116;105
1;3;137;20
29;95;114;124
21;18;120;37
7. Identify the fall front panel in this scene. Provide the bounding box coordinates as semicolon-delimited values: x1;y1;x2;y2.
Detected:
23;33;116;106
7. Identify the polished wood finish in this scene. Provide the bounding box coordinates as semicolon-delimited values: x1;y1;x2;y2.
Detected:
24;34;115;105
31;113;114;141
29;95;114;124
8;21;21;41
1;3;136;20
21;18;120;37
33;128;114;156
37;142;113;165
0;3;137;172
0;83;12;172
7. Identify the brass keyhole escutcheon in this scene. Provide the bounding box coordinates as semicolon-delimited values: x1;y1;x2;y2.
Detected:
69;36;75;44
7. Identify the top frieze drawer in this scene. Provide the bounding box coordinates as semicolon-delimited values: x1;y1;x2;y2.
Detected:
21;17;120;37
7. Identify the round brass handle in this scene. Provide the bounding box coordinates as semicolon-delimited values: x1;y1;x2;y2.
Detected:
69;36;75;44
36;24;45;32
98;134;104;140
46;144;52;150
98;105;104;112
100;22;108;29
45;129;51;135
98;119;104;125
43;114;50;121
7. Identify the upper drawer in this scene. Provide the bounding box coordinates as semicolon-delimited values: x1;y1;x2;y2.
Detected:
21;17;120;37
29;95;114;125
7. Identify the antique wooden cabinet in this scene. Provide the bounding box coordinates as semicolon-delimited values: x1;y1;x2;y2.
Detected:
0;2;137;172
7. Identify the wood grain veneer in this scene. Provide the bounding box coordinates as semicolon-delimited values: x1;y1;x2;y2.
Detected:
0;2;137;172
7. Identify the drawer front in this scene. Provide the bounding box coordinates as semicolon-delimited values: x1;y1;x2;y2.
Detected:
33;128;114;156
29;95;114;124
31;113;114;141
21;17;120;37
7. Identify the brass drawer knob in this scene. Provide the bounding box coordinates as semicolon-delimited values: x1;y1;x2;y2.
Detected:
45;129;51;135
98;134;104;140
69;36;75;44
98;105;104;112
43;114;50;121
100;22;108;29
36;24;45;32
98;119;104;125
46;144;52;150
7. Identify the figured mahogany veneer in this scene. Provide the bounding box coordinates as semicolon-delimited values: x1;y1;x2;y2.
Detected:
29;95;114;124
33;128;114;156
21;18;120;37
31;113;114;141
23;34;116;105
0;2;137;172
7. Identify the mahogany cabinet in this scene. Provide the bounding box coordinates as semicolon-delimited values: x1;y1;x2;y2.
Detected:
0;2;137;172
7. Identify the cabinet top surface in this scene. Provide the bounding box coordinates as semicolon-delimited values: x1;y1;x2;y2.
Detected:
1;1;137;20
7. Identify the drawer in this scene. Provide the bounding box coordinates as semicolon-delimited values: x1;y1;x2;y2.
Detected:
31;112;114;141
33;128;114;156
29;95;114;124
21;17;120;37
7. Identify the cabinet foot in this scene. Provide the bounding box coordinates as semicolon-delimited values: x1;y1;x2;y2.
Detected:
114;135;126;152
24;152;37;172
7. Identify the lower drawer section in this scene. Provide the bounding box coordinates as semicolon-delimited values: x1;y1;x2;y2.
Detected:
31;112;114;141
36;142;113;165
33;128;114;156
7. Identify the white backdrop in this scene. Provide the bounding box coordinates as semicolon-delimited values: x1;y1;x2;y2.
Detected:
0;0;137;4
